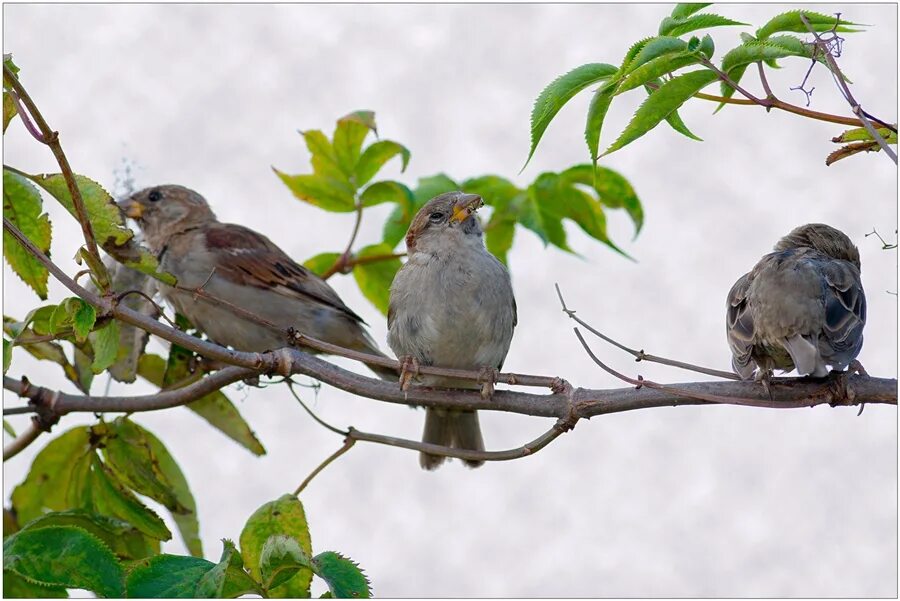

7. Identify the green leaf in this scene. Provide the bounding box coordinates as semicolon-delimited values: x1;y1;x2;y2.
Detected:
382;174;458;248
90;319;120;374
519;178;570;252
19;509;157;561
3;570;68;598
4;316;83;390
3;417;15;436
11;427;93;524
525;63;619;168
100;417;187;513
274;170;357;213
359;180;413;208
260;534;311;591
715;63;749;109
352;243;402;315
721;40;810;75
140;425;204;558
302;252;342;277
301;130;346;182
125;554;215;598
756;10;862;40
560;164;644;236
833;126;897;144
583;85;616;165
644;79;703;142
186;394;266;457
603;69;718;156
196;539;260;598
89;456;172;542
616;35;713;95
3;91;18;133
311;552;371;599
484;213;516;265
240;494;313;599
3;525;125;597
658;13;748;37
3;338;11;375
333;111;377;178
625;36;688;75
459;175;520;207
671;3;711;18
49;297;96;343
354;141;411;187
534;173;614;252
3;169;52;299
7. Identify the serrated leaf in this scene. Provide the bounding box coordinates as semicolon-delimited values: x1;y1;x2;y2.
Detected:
383;174;458;248
274;170;357;213
139;425;204;558
756;10;862;40
303;252;342;277
19;509;157;561
560;164;644;236
644;79;703;142
26;172;127;245
658;13;748;37
352;243;402;315
3;91;18;133
624;36;688;75
311;552;371;599
721;41;809;75
525;63;618;168
126;554;215;598
620;37;653;73
825;141;881;166
484;213;516;266
584;85;617;165
3;169;52;299
354;141;411;187
4;316;83;389
11;427;94;524
333;111;377;178
240;494;313;599
90;319;119;374
519;179;570;252
832;126;897;144
671;3;711;19
196;539;260;598
301;130;346;182
90;455;172;541
715;63;749;109
459;175;520;207
100;417;187;514
359;180;413;208
3;525;125;597
3;569;68;597
260;534;311;591
49;297;96;344
617;35;713;95
603;69;718;156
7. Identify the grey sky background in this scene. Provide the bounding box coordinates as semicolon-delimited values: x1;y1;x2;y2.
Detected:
3;3;897;597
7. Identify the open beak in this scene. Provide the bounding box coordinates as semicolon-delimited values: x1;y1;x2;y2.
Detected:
449;193;484;224
117;198;144;219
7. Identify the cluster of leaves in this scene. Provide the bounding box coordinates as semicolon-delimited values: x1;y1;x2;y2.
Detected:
525;4;895;167
4;421;369;598
276;111;644;314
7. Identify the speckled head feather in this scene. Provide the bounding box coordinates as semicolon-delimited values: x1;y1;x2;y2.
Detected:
773;223;861;270
119;185;217;253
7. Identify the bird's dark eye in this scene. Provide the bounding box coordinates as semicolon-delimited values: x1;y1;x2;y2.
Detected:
148;190;162;203
428;211;444;222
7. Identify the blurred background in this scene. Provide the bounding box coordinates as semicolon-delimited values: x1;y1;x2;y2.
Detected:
3;3;897;597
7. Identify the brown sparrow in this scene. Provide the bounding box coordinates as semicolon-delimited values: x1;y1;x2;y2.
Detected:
727;223;866;380
118;185;395;377
388;192;517;470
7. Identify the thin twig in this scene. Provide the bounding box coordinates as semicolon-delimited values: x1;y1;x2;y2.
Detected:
115;289;179;329
294;438;356;495
757;62;774;102
286;380;348;436
555;284;739;381
321;199;365;280
3;64;106;271
799;13;897;163
3;419;43;461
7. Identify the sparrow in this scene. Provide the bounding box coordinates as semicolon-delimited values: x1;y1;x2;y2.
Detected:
118;185;395;377
387;192;517;470
726;223;866;381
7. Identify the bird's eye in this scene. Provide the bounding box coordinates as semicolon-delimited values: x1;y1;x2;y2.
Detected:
148;190;162;202
428;211;444;222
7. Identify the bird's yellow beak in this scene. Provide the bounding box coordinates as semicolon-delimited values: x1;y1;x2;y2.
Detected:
450;194;483;224
118;198;143;219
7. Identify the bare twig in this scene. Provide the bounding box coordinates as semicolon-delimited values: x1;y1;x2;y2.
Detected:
3;418;43;461
3;64;106;271
799;13;897;164
757;62;774;103
555;284;739;381
294;438;356;495
865;228;898;250
321;199;365;280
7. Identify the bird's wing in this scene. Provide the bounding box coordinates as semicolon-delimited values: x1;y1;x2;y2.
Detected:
726;272;756;379
204;223;365;324
820;259;866;354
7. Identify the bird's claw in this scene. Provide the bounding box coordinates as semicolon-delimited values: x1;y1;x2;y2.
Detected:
755;370;775;403
478;367;499;400
399;355;420;392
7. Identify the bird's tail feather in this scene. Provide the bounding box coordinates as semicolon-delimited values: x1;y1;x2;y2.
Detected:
420;408;485;470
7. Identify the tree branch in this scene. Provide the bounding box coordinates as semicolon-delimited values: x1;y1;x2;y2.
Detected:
3;418;44;461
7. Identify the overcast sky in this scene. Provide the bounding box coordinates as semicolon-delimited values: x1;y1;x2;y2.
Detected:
3;3;897;597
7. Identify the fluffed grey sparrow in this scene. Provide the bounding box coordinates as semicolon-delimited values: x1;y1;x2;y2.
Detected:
388;192;517;470
118;185;395;377
726;223;866;381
